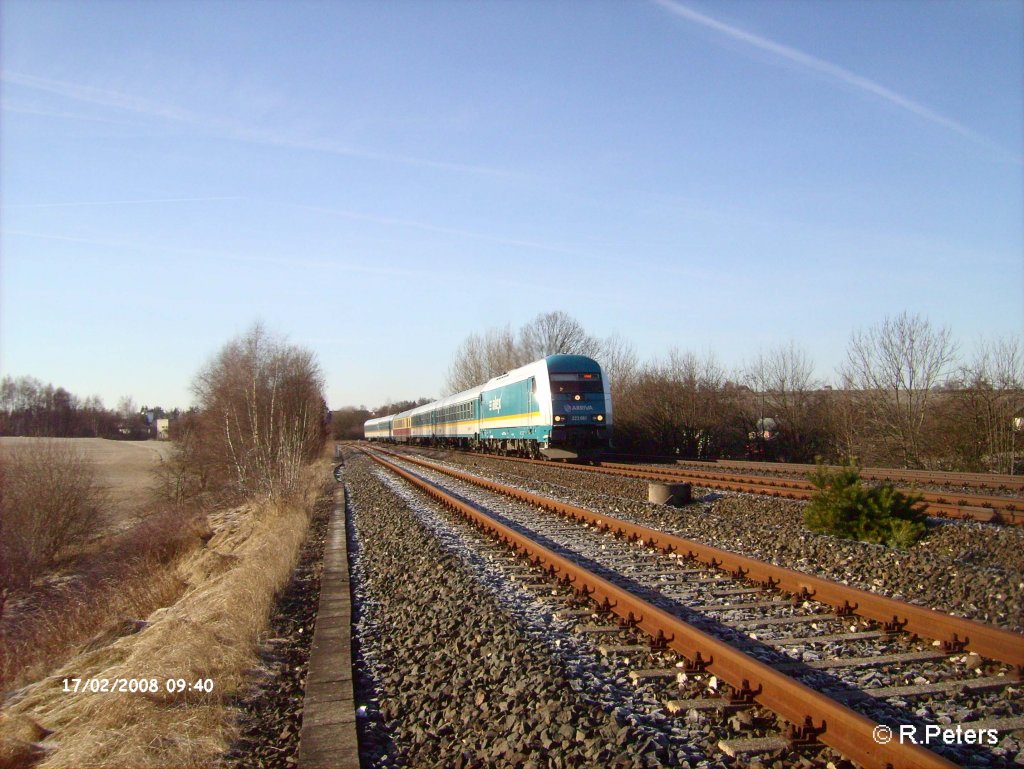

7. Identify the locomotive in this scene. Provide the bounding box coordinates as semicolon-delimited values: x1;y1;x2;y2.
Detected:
364;354;611;459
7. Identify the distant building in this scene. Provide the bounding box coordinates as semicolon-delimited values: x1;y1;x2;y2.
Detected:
153;418;170;440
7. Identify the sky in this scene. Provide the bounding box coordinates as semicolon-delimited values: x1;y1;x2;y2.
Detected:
1;0;1021;411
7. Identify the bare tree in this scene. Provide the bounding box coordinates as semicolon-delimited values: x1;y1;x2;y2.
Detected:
445;325;523;393
445;311;599;393
191;323;327;497
744;342;827;461
615;349;740;458
519;311;599;360
948;336;1024;473
0;377;122;437
826;380;863;464
596;332;639;403
842;312;958;467
117;396;137;420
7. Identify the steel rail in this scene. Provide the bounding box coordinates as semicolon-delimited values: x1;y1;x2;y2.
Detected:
383;449;1024;670
448;451;1022;525
712;460;1024;493
364;449;960;769
607;455;1024;492
598;462;1020;521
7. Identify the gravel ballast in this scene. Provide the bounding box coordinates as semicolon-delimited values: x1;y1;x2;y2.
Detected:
375;450;1022;768
425;451;1023;633
346;446;1024;767
345;450;746;769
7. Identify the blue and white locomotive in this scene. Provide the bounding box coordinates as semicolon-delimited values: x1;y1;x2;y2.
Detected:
363;354;611;459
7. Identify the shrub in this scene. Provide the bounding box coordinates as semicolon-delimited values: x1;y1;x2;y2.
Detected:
0;440;106;590
803;460;927;548
154;415;212;504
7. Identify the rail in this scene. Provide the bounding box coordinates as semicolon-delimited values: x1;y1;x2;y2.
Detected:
365;448;962;769
443;451;1021;525
381;448;1024;670
598;461;1022;524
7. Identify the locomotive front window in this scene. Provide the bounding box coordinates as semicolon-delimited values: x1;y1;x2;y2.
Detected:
553;380;604;394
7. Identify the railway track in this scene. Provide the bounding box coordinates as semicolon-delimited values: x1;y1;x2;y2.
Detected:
442;451;1023;525
709;460;1024;494
365;447;1024;768
599;461;1023;525
604;456;1024;494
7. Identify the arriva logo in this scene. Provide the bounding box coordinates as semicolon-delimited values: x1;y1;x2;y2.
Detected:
488;397;502;412
566;404;594;412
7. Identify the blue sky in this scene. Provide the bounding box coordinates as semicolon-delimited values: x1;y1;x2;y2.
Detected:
2;0;1021;410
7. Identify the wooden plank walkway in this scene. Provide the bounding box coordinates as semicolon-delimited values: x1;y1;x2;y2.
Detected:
298;483;360;769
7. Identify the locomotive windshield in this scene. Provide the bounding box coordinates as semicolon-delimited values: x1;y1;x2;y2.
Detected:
550;372;603;395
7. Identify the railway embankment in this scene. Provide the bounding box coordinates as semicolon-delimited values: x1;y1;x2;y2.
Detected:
0;465;329;769
222;483;340;769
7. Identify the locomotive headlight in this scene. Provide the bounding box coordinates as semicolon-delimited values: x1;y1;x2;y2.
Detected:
595;414;604;422
554;415;564;423
574;394;582;401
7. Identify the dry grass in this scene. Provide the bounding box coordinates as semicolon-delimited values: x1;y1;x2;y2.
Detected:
0;505;210;693
0;462;326;769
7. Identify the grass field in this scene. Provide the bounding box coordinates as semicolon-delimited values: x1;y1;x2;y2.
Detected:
0;438;176;529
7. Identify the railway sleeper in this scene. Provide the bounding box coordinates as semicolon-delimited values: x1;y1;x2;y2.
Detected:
366;449;970;768
829;674;1014;703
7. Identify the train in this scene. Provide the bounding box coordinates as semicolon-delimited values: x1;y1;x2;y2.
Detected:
364;354;612;459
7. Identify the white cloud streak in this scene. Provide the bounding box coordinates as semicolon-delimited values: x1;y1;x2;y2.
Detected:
0;227;421;277
6;197;241;209
0;100;142;125
652;0;1020;162
279;202;595;259
0;70;517;177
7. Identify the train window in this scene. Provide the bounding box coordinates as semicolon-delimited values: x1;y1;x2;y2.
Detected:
554;380;604;394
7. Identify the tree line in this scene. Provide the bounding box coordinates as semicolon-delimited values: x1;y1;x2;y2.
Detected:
338;310;1023;473
3;323;329;501
0;377;175;439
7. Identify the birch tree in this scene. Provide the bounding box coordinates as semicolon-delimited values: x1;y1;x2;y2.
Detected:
191;324;327;496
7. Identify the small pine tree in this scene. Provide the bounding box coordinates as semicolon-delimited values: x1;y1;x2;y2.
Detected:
804;460;927;548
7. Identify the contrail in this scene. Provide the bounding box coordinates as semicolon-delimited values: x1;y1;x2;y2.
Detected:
6;197;241;209
2;70;202;122
0;70;517;177
0;227;422;277
281;202;593;259
0;101;140;125
652;0;1018;161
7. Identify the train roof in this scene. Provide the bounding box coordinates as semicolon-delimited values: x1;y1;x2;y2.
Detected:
481;355;601;388
432;384;488;408
545;354;602;374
